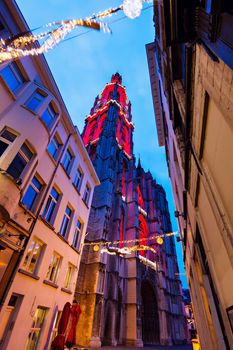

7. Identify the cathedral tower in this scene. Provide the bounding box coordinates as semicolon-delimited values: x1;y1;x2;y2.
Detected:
75;73;187;347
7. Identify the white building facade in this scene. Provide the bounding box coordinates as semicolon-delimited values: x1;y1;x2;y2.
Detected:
0;1;99;349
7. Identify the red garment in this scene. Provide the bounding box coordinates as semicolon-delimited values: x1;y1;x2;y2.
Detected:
51;302;71;350
65;304;82;348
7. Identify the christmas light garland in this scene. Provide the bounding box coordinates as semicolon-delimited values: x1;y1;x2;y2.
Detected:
84;231;178;247
100;244;157;256
0;0;153;63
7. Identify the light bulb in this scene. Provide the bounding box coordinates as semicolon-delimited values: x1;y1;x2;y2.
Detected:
123;0;143;19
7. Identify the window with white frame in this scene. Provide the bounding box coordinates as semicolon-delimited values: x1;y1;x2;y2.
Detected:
42;186;60;223
83;182;91;206
63;263;75;290
73;167;83;192
72;218;83;250
25;90;46;112
46;252;62;284
22;238;44;274
7;142;34;180
0;128;17;158
25;306;48;350
21;174;44;212
50;310;62;345
60;205;72;238
61;148;73;174
47;134;62;161
40;103;57;130
0;62;25;93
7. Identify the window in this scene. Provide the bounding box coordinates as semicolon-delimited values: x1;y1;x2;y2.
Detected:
83;183;91;206
61;148;73;174
97;267;105;294
60;205;72;238
26;90;46;112
48;134;62;160
50;310;62;345
7;142;33;180
40;103;57;130
25;306;48;350
0;62;25;93
22;238;44;274
0;128;17;157
22;175;43;211
63;263;75;290
73;167;83;191
72;219;83;250
46;252;62;283
42;186;60;223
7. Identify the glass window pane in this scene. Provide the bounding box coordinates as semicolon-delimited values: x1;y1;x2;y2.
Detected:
28;243;42;273
48;141;56;157
51;188;59;200
65;207;71;216
7;153;27;179
41;110;53;128
41;105;56;129
1;64;23;92
32;177;42;190
21;143;33;160
22;185;37;210
0;140;8;157
48;137;60;158
60;216;69;236
26;91;45;111
45;201;55;222
23;240;35;269
1;129;17;142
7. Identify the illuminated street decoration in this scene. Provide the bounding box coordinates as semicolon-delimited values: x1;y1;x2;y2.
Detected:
0;1;152;63
0;19;110;63
139;254;157;270
100;244;157;256
85;230;178;248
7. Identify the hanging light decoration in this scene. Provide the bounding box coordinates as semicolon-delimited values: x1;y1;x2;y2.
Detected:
122;0;153;19
0;1;153;63
0;19;110;63
122;0;143;19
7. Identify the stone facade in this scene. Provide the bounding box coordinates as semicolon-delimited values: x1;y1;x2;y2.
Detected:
0;1;99;349
147;1;233;349
75;73;187;347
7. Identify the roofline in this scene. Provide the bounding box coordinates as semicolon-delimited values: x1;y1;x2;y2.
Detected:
146;42;165;147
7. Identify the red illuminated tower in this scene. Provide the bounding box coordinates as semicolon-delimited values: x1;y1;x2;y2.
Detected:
82;72;133;159
76;73;187;347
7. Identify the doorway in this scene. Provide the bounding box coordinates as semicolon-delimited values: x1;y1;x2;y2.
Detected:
141;280;160;344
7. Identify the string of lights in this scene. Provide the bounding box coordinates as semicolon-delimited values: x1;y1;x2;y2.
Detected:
84;231;179;248
0;0;153;63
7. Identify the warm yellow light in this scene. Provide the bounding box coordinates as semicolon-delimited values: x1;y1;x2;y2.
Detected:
93;244;100;252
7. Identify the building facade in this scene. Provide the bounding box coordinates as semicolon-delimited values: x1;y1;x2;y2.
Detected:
182;289;197;344
147;1;233;349
75;73;187;347
0;1;99;349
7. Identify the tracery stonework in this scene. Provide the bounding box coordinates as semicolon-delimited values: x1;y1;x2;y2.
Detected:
75;73;187;347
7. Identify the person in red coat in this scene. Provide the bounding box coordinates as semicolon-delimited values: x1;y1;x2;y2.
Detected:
51;302;71;350
65;301;82;349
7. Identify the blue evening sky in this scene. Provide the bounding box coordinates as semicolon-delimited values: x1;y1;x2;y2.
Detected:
16;0;187;287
